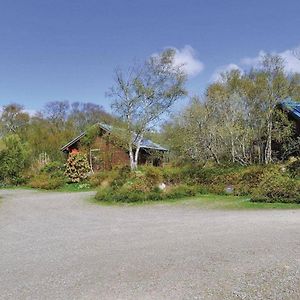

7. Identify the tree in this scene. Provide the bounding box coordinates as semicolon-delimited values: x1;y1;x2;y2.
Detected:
109;49;187;170
68;102;113;132
0;134;30;184
42;101;70;128
0;103;30;137
247;55;289;163
160;54;300;165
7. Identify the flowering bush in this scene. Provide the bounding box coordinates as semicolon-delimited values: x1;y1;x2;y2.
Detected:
65;153;91;183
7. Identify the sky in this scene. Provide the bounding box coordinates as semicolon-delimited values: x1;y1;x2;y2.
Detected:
1;0;300;113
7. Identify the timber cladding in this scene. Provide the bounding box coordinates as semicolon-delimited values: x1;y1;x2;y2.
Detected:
61;122;168;171
90;135;130;170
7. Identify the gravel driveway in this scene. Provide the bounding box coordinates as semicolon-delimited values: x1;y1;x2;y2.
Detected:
0;189;300;300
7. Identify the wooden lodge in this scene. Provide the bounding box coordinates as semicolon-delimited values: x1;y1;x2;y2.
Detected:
61;123;168;171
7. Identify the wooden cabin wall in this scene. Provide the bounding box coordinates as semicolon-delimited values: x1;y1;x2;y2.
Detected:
65;133;164;171
90;136;130;170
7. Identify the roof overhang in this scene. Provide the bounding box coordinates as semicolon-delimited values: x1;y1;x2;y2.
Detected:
60;123;168;152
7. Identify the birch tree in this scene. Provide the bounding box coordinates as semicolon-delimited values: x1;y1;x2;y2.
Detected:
109;49;187;170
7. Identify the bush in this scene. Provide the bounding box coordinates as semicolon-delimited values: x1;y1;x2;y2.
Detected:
65;153;91;183
251;168;300;203
95;184;198;203
164;184;197;199
0;134;30;185
94;164;300;204
162;166;184;184
95;187;150;203
142;165;163;186
29;174;65;190
89;170;118;187
41;161;65;176
286;158;300;178
110;165;132;189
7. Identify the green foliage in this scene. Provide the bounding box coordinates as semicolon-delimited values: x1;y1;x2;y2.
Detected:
161;54;300;165
41;161;65;177
95;187;150;203
286;158;300;178
81;124;100;147
0;134;30;185
65;153;91;183
110;165;132;189
89;170;118;187
93;164;300;204
57;182;91;192
161;164;266;196
95;184;198;203
109;48;187;170
29;173;65;190
28;160;67;190
141;165;163;186
164;184;197;199
162;166;184;184
251;167;300;203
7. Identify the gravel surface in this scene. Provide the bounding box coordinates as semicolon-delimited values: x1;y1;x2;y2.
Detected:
0;189;300;300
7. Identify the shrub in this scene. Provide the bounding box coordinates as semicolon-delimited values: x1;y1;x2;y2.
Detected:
142;165;163;186
65;153;91;183
162;166;184;184
95;187;149;203
29;174;65;190
231;165;265;195
89;170;118;187
41;161;65;176
164;184;197;199
251;168;300;203
0;134;30;185
286;158;300;178
111;165;132;189
95;184;198;203
128;176;151;193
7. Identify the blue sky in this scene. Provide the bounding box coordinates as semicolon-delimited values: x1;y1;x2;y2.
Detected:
1;0;300;113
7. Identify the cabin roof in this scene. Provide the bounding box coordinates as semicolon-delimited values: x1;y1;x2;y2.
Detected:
61;122;168;152
280;98;300;121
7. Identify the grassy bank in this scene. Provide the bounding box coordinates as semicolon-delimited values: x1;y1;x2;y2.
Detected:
91;193;300;209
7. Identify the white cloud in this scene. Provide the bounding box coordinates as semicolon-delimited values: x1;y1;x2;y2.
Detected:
240;50;266;68
241;47;300;73
211;45;300;83
210;63;243;82
170;45;204;77
280;47;300;73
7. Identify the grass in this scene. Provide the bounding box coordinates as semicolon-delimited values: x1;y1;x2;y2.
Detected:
91;193;300;209
0;183;94;192
1;184;299;209
181;194;300;209
55;183;94;192
0;185;35;190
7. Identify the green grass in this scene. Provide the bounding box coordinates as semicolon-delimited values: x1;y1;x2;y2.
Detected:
180;194;300;209
53;183;94;192
0;185;35;190
91;193;300;209
0;183;94;193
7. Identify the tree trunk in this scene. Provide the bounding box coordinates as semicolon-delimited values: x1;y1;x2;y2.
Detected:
208;145;220;164
264;119;273;164
230;136;235;163
128;145;135;170
133;145;140;170
128;141;141;171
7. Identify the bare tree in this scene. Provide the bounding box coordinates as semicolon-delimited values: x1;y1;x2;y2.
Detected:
108;49;187;170
42;101;70;128
0;103;30;136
